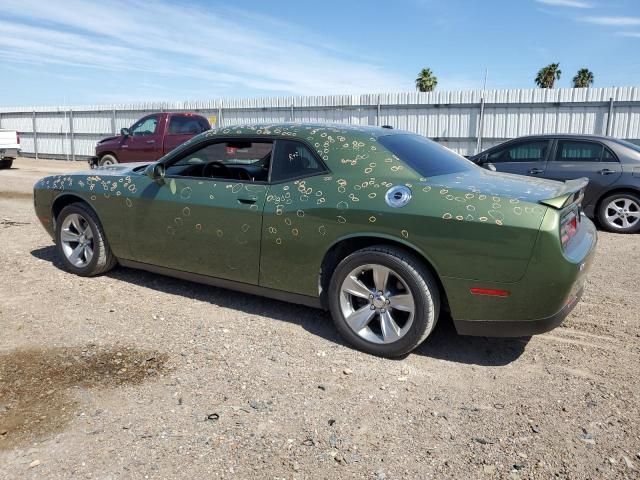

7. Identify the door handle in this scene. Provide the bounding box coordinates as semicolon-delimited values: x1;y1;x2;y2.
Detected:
237;197;257;205
598;168;615;175
528;168;544;174
146;139;156;144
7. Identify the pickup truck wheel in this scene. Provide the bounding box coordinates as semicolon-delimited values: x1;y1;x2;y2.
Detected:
99;154;118;166
0;159;13;169
597;192;640;234
328;246;440;358
55;203;117;276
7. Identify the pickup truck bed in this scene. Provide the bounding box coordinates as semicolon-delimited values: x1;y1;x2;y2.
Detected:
0;130;20;168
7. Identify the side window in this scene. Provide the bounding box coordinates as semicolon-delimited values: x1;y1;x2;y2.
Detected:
489;141;549;163
270;140;326;183
165;140;272;182
168;116;207;135
131;116;159;136
602;147;618;163
555;141;603;162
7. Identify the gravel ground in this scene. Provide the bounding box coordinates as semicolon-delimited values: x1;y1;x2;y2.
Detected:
1;157;639;479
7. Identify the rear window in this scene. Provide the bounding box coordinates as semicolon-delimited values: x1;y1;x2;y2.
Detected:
168;115;210;135
378;134;474;177
612;138;640;154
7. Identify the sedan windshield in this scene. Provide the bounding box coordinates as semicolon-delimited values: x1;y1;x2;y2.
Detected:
378;134;475;177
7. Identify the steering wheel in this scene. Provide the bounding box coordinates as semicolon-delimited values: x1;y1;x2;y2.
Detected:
202;161;231;179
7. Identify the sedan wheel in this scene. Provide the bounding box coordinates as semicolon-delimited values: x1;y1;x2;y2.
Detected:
339;264;415;345
329;246;440;357
56;203;117;276
60;213;94;267
598;193;640;233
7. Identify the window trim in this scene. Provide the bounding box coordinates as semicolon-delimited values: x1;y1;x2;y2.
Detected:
160;135;331;185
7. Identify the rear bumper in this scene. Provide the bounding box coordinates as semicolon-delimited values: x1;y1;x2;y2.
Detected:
0;147;19;159
454;286;582;337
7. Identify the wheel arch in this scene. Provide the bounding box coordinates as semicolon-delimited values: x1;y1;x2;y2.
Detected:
594;186;640;215
319;233;449;312
51;193;100;231
99;151;118;160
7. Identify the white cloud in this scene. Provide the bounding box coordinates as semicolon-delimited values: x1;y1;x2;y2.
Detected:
0;0;407;96
535;0;593;8
581;16;640;26
618;31;640;37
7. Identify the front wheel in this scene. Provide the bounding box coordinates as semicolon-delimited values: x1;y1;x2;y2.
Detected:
99;154;118;166
597;192;640;233
55;203;117;276
328;246;440;357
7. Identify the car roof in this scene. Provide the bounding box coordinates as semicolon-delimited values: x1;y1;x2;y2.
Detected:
209;122;406;139
503;133;616;142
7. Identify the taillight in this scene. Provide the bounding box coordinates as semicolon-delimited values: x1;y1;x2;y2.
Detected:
560;210;578;249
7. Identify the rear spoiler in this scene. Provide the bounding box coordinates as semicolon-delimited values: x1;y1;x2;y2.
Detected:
539;177;588;210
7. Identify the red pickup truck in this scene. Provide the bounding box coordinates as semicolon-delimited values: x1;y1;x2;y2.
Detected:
90;112;210;167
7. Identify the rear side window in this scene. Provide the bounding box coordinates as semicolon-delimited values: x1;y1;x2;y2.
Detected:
554;141;604;162
168;116;209;135
378;134;473;177
489;140;549;163
270;140;326;182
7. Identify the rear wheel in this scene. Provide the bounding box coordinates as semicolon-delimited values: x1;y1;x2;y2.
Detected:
55;203;117;276
0;159;13;169
99;154;118;166
328;246;440;357
597;192;640;233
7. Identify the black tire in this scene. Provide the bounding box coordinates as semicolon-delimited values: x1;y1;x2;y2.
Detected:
99;154;118;166
597;192;640;234
328;246;440;357
0;159;13;169
55;202;117;276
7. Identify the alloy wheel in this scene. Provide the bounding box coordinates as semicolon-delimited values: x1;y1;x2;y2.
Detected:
604;197;640;230
339;264;415;344
60;213;94;267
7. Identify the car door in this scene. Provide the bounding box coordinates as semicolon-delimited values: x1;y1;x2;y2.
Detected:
129;138;271;284
259;139;331;295
486;139;552;177
119;114;163;162
544;139;622;206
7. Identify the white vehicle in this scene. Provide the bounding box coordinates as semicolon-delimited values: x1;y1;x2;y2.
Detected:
0;130;20;169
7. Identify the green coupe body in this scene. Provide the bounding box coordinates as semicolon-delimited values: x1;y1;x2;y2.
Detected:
34;123;597;356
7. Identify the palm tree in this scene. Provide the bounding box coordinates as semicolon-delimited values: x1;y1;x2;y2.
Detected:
535;63;562;89
573;68;594;88
415;68;438;92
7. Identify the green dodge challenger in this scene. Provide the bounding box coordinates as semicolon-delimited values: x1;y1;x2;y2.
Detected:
34;123;597;357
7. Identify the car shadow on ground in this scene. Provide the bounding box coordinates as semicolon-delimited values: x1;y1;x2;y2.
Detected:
31;245;529;367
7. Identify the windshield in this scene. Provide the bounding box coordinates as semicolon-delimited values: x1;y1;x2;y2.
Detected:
378;134;475;177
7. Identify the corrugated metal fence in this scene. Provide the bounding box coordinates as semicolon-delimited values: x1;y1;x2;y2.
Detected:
2;86;639;160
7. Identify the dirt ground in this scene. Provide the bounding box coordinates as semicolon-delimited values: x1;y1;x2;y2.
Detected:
1;157;639;479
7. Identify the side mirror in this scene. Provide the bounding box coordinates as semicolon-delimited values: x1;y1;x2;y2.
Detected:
121;127;131;137
485;162;497;172
145;163;165;183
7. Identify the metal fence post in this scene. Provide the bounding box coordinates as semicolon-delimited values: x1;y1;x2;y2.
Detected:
32;111;38;160
476;97;486;154
606;97;615;136
218;102;223;128
290;103;295;122
376;95;381;126
69;109;75;161
111;109;117;135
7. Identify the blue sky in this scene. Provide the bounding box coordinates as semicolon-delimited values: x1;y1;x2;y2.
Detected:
0;0;639;106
